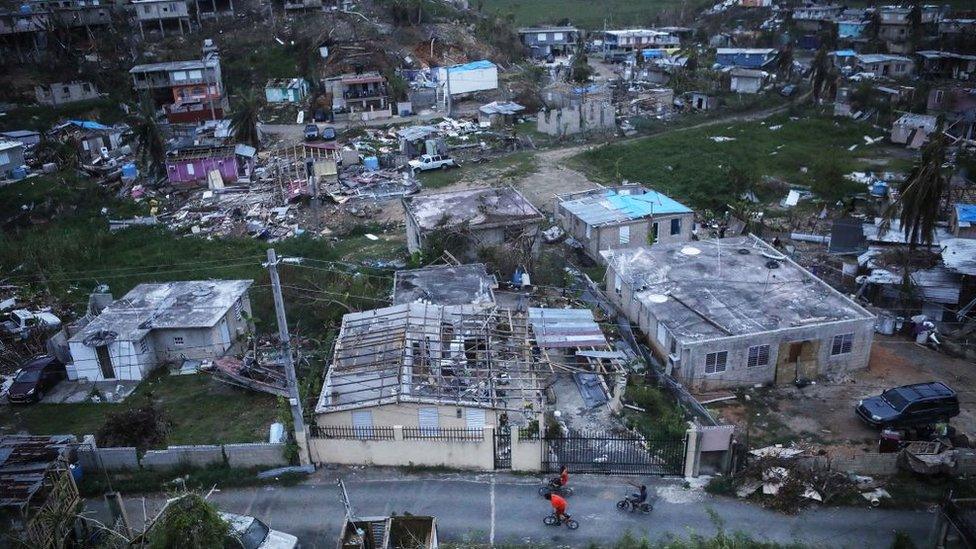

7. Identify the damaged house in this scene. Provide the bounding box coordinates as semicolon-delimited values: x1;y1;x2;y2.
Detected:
927;86;976;144
517;26;581;59
165;144;256;187
393;263;497;307
324;72;389;118
34;81;101;106
890;113;938;148
603;236;875;391
729;68;767;94
537;100;616;137
714;48;778;69
129;43;226;124
554;185;694;264
0;435;79;548
402;186;545;260
67;280;253;381
854;54;915;78
310;303;544;470
48;120;126;163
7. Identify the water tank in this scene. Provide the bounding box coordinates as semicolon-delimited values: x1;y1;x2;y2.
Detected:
11;166;27;180
870;181;888;197
363;156;379;171
121;163;138;180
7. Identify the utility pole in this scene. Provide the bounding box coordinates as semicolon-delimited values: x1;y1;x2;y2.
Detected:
265;248;311;465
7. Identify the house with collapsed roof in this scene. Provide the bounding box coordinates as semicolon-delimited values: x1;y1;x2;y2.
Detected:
891;113;938;148
603;236;875;391
48;120;127;162
402;186;545;259
264;77;309;103
854;54;915;78
165;144;256;186
393;264;497;306
555;185;693;264
67;280;253;381
310;303;544;469
0;435;79;548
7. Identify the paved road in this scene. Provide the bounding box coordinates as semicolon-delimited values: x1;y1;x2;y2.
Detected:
86;470;931;547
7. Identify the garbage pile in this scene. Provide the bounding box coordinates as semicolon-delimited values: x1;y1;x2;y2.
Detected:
730;445;890;514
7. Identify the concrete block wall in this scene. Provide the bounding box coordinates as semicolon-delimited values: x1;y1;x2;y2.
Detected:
224;443;287;468
308;426;496;470
828;452;899;475
511;430;543;472
77;446;140;471
141;445;225;470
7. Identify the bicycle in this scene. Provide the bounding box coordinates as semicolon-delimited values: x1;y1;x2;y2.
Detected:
543;513;579;530
616;497;653;513
538;478;574;497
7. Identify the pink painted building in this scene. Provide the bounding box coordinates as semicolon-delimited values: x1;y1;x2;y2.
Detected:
165;144;255;186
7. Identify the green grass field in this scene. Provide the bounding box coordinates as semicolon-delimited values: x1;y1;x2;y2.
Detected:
571;109;890;210
0;375;276;446
480;0;709;29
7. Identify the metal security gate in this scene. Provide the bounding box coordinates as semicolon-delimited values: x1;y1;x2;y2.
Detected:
494;427;511;470
543;431;686;476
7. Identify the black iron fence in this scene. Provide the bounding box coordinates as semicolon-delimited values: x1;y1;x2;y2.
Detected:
308;425;395;441
543;430;686;476
402;428;485;441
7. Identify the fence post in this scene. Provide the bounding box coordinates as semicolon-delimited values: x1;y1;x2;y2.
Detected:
393;425;404;442
683;424;702;478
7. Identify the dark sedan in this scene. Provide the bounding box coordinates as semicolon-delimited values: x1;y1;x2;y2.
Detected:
7;355;66;404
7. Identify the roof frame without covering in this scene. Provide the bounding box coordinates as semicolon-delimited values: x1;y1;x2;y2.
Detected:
316;303;548;414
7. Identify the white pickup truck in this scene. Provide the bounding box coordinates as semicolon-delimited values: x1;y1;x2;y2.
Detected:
408;154;457;173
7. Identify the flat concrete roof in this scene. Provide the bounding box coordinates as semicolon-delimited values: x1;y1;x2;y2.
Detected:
603;236;873;342
393;264;496;306
403;186;544;232
69;280;252;345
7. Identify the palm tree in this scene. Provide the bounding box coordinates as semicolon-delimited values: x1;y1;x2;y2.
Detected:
776;44;794;80
231;89;261;148
882;119;948;247
809;45;835;102
880;118;948;284
127;97;166;179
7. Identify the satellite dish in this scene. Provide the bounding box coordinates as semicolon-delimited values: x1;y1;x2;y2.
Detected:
646;294;669;303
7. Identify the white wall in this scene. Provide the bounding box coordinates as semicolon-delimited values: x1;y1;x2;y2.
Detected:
438;65;498;96
69;338;155;381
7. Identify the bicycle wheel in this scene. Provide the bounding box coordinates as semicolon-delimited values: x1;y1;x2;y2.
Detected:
564;486;574;496
543;515;557;526
538;487;549;496
567;519;580;530
616;500;628;510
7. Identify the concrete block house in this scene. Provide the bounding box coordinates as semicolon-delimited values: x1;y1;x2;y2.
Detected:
554;185;694;264
402;186;545;260
67;280;253;381
264;78;309;104
517;26;581;59
129;43;226;124
603;236;875;391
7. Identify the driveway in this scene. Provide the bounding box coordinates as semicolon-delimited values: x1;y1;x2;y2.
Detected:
85;470;930;547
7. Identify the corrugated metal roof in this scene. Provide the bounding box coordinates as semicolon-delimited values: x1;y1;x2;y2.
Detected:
943;238;976;275
528;308;608;349
561;188;692;226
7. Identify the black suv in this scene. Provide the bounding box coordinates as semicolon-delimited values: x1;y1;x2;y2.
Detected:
856;382;960;428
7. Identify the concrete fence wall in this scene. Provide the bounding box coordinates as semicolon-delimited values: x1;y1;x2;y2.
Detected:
799;449;976;476
307;425;496;471
77;437;287;472
511;431;543;472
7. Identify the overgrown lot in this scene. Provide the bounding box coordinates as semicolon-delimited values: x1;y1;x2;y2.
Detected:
571;108;890;211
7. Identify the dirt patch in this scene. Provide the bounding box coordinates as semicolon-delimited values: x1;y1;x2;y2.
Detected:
711;335;976;453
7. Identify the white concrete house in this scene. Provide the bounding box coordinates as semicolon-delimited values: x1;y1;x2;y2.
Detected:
67;280;253;381
603;236;875;391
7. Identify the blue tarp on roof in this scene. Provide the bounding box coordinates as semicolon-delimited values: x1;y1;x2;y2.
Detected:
68;120;111;131
956;203;976;224
832;49;857;57
448;60;496;72
642;49;666;59
562;188;692;226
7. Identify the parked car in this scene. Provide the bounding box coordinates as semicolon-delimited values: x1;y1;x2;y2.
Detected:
779;85;797;98
856;382;960;428
320;126;337;141
221;512;298;549
303;124;320;141
408;154;457;173
7;355;66;404
0;308;61;340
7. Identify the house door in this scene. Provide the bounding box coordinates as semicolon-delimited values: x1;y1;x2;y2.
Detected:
775;341;819;384
95;345;115;379
217;318;231;349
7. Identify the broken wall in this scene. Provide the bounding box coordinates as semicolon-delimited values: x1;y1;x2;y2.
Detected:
537;102;616;137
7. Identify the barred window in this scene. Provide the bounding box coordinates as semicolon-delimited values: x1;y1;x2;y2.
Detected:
705;351;728;374
831;333;854;355
747;345;770;368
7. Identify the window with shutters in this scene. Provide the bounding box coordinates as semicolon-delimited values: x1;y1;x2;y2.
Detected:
235;298;244;320
619;225;630;244
747;344;770;368
651;223;659;243
465;408;485;431
186;163;195;176
352;410;374;439
831;333;854;355
704;351;727;374
671;218;681;235
139;338;149;355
